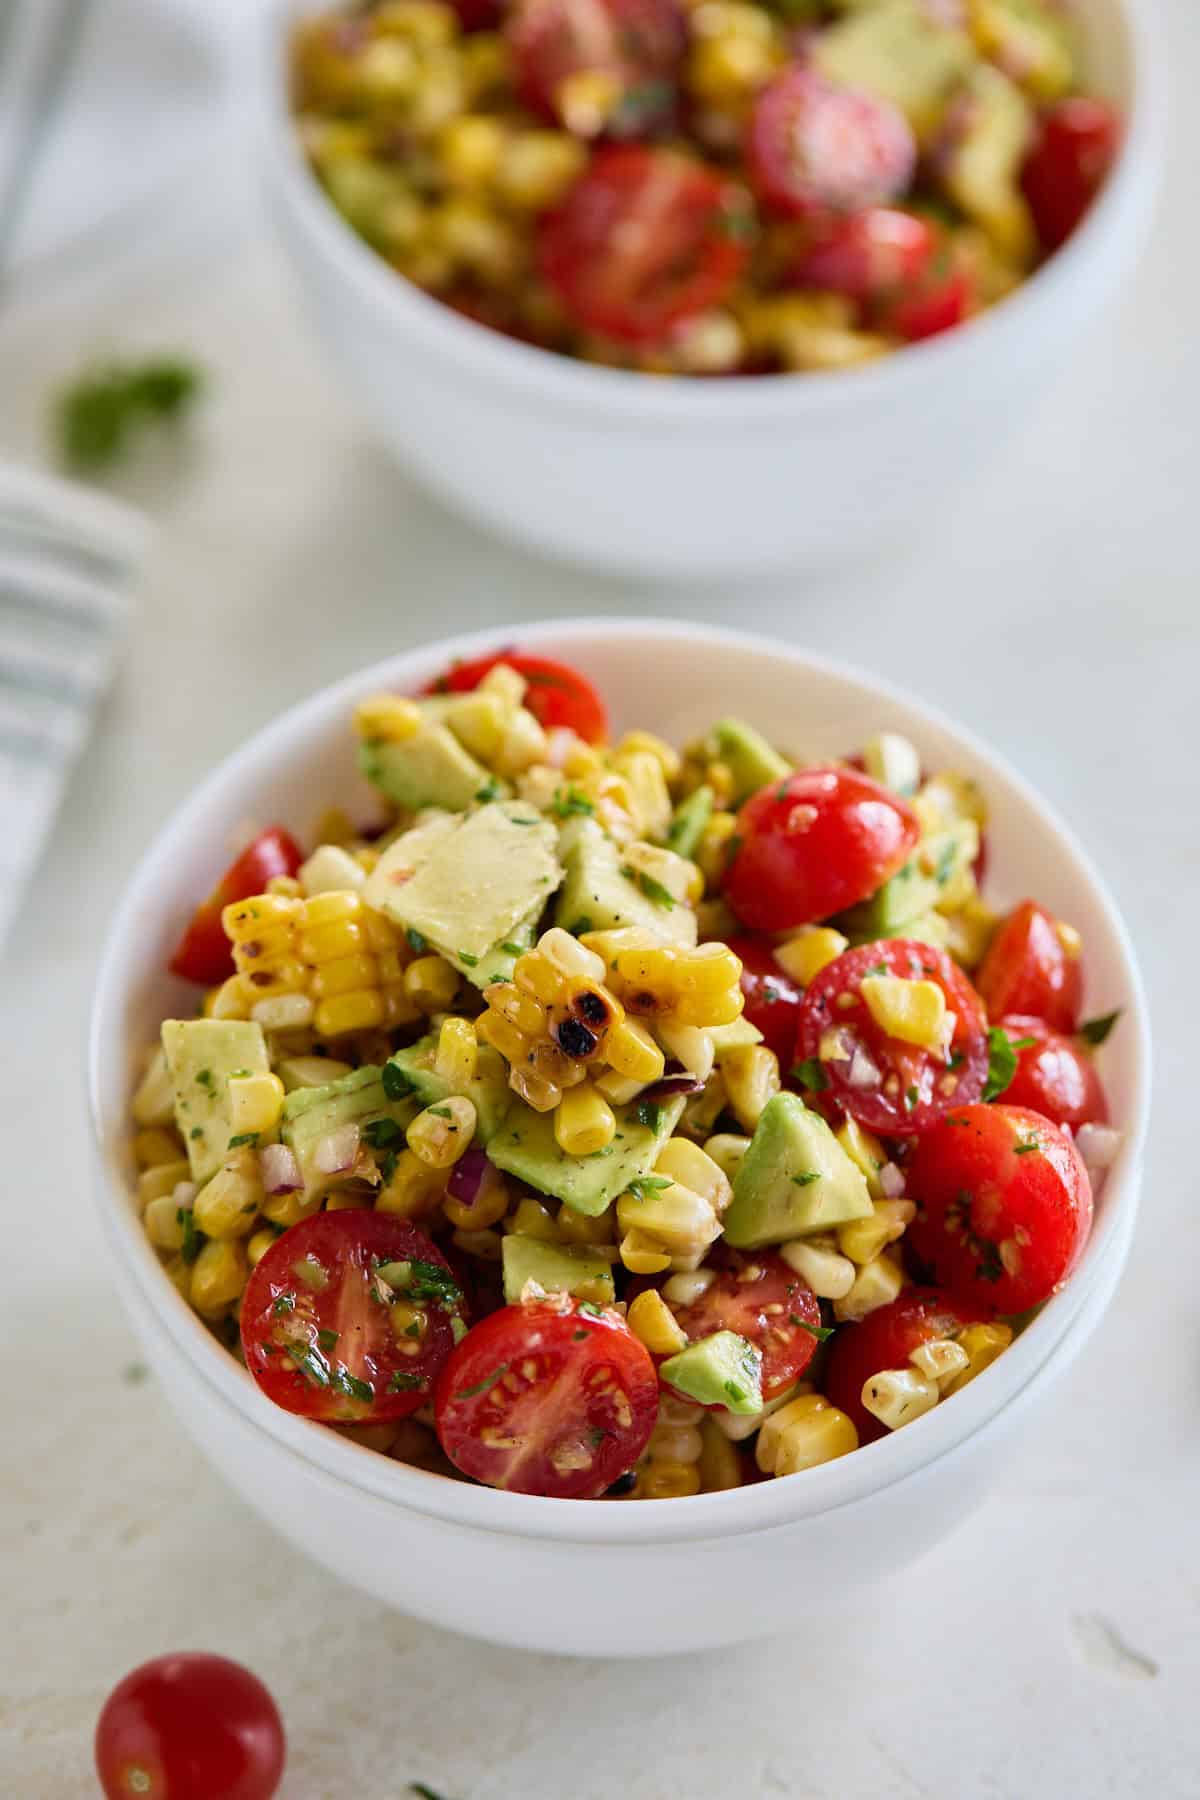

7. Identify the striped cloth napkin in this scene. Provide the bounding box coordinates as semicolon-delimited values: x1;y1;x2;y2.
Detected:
0;467;149;946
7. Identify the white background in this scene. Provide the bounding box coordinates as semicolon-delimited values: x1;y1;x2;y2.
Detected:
1;1;1197;1793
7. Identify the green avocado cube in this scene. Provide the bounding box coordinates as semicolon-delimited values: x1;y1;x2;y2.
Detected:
359;715;496;814
709;719;791;805
487;1094;686;1217
162;1018;270;1185
661;1331;764;1415
385;1035;511;1143
282;1064;419;1201
722;1093;873;1249
554;817;696;945
501;1237;616;1305
665;785;714;860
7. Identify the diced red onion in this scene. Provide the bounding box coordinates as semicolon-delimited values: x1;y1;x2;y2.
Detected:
171;1181;198;1209
641;1073;706;1101
447;1146;492;1206
879;1161;906;1198
313;1123;361;1176
1075;1124;1121;1177
847;1043;882;1089
260;1143;302;1194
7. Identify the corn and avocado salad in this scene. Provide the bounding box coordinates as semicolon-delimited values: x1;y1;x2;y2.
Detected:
132;649;1121;1499
290;0;1121;375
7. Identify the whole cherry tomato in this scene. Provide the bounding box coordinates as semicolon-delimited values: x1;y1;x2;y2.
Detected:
823;1287;992;1443
976;899;1082;1033
998;1014;1108;1131
168;828;304;987
427;649;608;742
95;1653;285;1800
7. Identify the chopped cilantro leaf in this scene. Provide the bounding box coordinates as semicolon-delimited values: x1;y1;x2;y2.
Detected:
790;1058;828;1092
457;951;479;967
724;1379;746;1403
983;1026;1021;1102
791;1170;821;1186
388;1371;425;1393
427;1104;453;1119
791;1316;834;1341
317;1328;339;1348
500;940;527;956
287;1343;330;1387
626;1175;673;1200
227;1131;259;1149
474;778;502;804
567;916;593;936
635;1100;665;1134
578;1301;605;1318
331;1368;374;1403
381;1062;416;1101
195;1069;215;1092
1080;1010;1121;1047
620;865;676;909
189;1126;203;1140
904;1086;919;1112
363;1117;403;1149
177;1208;201;1266
550;787;595;819
455;1363;508;1399
1014;1138;1040;1155
272;1292;296;1317
406;928;427;954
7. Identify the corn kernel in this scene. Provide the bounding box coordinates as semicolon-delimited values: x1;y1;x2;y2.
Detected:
144;1193;189;1251
190;1238;249;1317
507;1197;559;1241
835;1115;888;1199
136;1161;192;1210
757;1392;858;1476
637;1459;702;1499
698;1416;743;1491
495;128;586;209
247;1227;279;1268
554;1083;616;1156
355;694;423;742
702;1133;751;1183
406;1096;477;1168
131;1047;175;1127
695;810;737;884
434;1016;478;1088
942;1322;1014;1396
1056;919;1083;958
837;1199;916;1266
376;1147;446;1219
227;1071;285;1139
556;1204;614;1247
439;112;506;187
780;1235;857;1301
443;1168;509;1231
721;1044;781;1131
861;1367;940;1431
774;926;849;987
134;1127;183;1170
662;1268;715;1307
193;1148;264;1240
605;1017;665;1083
619;1229;673;1275
251;993;315;1032
403;954;461;1012
593;1068;646;1105
657;1022;714;1083
860;974;949;1054
834;1251;905;1323
910;1337;971;1386
627;1289;688;1355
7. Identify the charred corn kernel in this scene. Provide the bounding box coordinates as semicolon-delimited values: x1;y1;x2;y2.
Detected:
136;1160;192;1209
835;1116;888;1199
190;1237;249;1317
910;1337;971;1386
636;1459;702;1500
508;1063;562;1113
246;1227;279;1268
193;1147;264;1240
837;1199;916;1266
250;993;314;1031
443;1168;509;1231
555;1083;616;1155
702;1133;751;1183
942;1322;1014;1396
627;1288;688;1355
298;844;367;896
495;128;586;208
616;730;681;782
508;1196;560;1241
144;1193;189;1251
278;1055;354;1091
407;1096;477;1168
757;1392;858;1476
656;1022;714;1082
404;954;461;1012
698;1416;743;1491
721;1044;781;1131
376;1147;446;1218
605;1017;665;1083
1056;919;1082;958
862;1367;941;1431
594;1069;646;1105
538;927;606;983
662;1268;715;1307
861;974;949;1054
451;1226;503;1261
434;1015;478;1088
134;1127;184;1170
438;113;506;187
260;1186;322;1229
774;927;850;987
227;1071;285;1138
132;1047;175;1127
619;1229;672;1275
780;1235;857;1302
834;1250;905;1323
556;1204;613;1247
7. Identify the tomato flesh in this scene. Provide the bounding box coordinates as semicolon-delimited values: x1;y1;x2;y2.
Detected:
976;898;1082;1032
793;939;990;1134
792;206;936;304
240;1214;467;1422
722;766;919;932
998;1014;1108;1131
666;1251;822;1401
95;1653;285;1800
427;649;608;743
748;67;915;218
907;1103;1093;1312
168;827;304;986
823;1287;991;1443
726;935;805;1063
1022;96;1121;254
434;1293;659;1497
538;146;752;345
874;252;974;342
508;0;685;138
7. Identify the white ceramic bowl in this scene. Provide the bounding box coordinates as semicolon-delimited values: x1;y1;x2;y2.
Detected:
257;1;1163;579
89;621;1150;1655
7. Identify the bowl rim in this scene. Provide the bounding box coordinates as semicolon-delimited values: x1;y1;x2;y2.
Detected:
258;0;1166;421
89;617;1152;1546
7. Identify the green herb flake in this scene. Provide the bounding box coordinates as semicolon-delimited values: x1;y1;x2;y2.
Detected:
426;1104;453;1119
1013;1138;1040;1156
195;1068;215;1092
227;1131;259;1149
791;1316;835;1341
455;1363;509;1400
791;1171;821;1187
178;1208;201;1266
332;1368;375;1403
578;1301;605;1318
626;1175;673;1201
406;928;428;954
550;786;595;819
1080;1010;1121;1047
317;1328;339;1349
189;1126;203;1140
635;1100;665;1134
724;1379;747;1404
388;1371;425;1393
363;1117;403;1149
287;1343;331;1388
55;354;204;472
381;1062;416;1101
567;916;593;937
409;1783;451;1800
904;1085;919;1112
474;778;502;804
620;865;676;909
457;951;479;967
790;1058;829;1093
500;940;527;956
983;1026;1021;1103
272;1292;296;1317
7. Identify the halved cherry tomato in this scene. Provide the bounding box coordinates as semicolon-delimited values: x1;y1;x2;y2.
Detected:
508;0;685;139
726;935;805;1063
998;1014;1108;1131
823;1287;991;1443
168;827;304;987
722;766;919;932
908;1103;1093;1312
1022;96;1121;254
434;1292;658;1496
426;649;608;743
240;1214;467;1422
747;67;915;218
95;1653;285;1800
537;146;753;345
665;1251;823;1401
792;206;936;304
793;939;990;1134
976;898;1082;1033
872;247;974;342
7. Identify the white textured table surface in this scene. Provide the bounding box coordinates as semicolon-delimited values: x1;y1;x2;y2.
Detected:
3;11;1197;1792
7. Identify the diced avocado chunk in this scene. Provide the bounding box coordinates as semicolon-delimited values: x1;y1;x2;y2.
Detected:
487;1094;686;1217
709;1017;764;1055
554;817;697;946
971;0;1078;103
661;1331;763;1416
938;62;1035;262
385;1036;511;1143
444;903;541;987
364;801;562;983
722;1093;873;1248
358;714;497;813
162;1019;270;1185
813;0;974;137
665;785;714;860
501;1237;616;1305
710;719;791;805
838;818;979;937
282;1064;418;1200
863;731;921;797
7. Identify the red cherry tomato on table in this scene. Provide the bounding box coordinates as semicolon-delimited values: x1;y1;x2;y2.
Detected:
1022;96;1122;254
95;1653;285;1800
427;649;608;743
537;146;753;345
508;0;685;138
823;1288;992;1444
240;1214;468;1423
168;827;304;987
747;67;916;218
665;1251;823;1402
792;206;936;304
976;899;1082;1033
726;935;805;1063
907;1103;1093;1312
722;766;919;932
793;939;990;1134
997;1014;1108;1132
434;1293;658;1496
